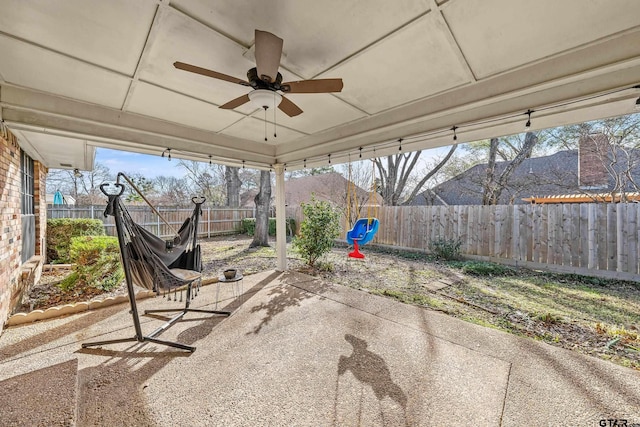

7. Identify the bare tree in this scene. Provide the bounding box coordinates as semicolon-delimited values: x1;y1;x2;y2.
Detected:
153;176;191;205
250;170;272;247
373;146;457;206
46;162;113;204
77;163;113;204
483;132;538;205
178;160;226;205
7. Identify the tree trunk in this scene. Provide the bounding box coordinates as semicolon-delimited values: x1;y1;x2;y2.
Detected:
250;170;271;247
487;132;538;204
225;166;241;207
482;138;499;205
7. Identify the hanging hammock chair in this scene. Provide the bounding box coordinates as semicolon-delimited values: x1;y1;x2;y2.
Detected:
82;173;230;352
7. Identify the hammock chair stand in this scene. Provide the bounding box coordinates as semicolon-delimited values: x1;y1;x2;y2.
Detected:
82;179;229;353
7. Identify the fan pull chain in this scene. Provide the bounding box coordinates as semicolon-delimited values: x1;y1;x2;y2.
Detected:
180;289;183;302
273;92;277;138
264;106;268;142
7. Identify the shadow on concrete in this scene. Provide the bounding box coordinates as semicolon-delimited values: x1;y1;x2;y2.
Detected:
0;303;125;362
248;272;328;334
338;334;407;409
335;334;408;426
0;359;77;426
76;271;282;426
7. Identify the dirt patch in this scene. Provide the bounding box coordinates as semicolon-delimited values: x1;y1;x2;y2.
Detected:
17;266;128;313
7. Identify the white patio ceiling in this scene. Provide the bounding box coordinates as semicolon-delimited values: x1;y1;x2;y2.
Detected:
1;0;640;172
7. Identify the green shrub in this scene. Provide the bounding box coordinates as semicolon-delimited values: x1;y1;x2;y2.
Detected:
292;197;341;266
459;261;516;277
46;218;105;263
428;237;462;261
59;236;124;292
241;217;296;236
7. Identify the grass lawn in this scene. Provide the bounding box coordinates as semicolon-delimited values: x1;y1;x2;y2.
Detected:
204;236;640;369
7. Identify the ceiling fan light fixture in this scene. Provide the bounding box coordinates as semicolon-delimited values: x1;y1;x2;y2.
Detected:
248;89;282;110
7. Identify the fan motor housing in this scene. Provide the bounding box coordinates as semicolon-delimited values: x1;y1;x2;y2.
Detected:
247;67;283;90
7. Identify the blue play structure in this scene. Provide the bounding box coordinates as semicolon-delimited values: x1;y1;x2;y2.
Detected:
346;218;379;258
346;218;379;245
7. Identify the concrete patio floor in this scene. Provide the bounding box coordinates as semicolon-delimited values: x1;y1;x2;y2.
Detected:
1;270;639;426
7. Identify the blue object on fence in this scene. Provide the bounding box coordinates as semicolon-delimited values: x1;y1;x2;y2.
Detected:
346;218;379;246
53;190;64;205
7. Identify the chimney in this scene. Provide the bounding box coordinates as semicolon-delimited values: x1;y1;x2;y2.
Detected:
578;132;609;190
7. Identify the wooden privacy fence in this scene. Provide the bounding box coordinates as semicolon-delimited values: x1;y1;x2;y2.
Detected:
289;203;640;280
48;205;255;238
372;204;640;280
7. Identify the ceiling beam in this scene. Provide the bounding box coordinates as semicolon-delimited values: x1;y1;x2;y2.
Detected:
0;84;277;166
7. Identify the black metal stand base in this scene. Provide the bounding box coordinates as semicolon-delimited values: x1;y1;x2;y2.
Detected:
82;306;231;352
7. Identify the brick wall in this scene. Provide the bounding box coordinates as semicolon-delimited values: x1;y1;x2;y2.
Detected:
0;122;47;334
578;133;609;189
0;123;23;334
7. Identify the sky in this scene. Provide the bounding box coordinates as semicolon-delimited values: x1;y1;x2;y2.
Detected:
94;145;456;179
96;148;187;178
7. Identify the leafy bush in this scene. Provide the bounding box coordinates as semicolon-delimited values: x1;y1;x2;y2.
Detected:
59;236;124;292
241;217;296;236
457;261;516;277
47;218;105;263
292;197;341;266
428;237;462;261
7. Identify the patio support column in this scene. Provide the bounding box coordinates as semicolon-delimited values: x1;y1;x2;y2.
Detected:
274;164;287;271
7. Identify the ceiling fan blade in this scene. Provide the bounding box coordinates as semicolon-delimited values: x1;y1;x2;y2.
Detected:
219;94;250;109
254;30;283;83
278;96;303;117
174;61;249;86
281;78;344;93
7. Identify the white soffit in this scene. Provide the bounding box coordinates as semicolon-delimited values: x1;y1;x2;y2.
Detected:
324;13;470;114
15;130;94;170
444;0;640;79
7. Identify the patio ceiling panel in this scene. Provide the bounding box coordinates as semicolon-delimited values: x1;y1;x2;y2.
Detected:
251;92;366;135
170;0;431;79
0;0;156;76
125;82;245;133
222;116;305;145
323;12;472;115
136;6;260;116
445;0;640;80
0;36;131;109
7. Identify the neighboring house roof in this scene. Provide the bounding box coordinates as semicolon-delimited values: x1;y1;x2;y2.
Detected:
239;172;382;208
411;147;640;206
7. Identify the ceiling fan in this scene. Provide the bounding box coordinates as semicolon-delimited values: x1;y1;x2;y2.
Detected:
174;30;344;117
